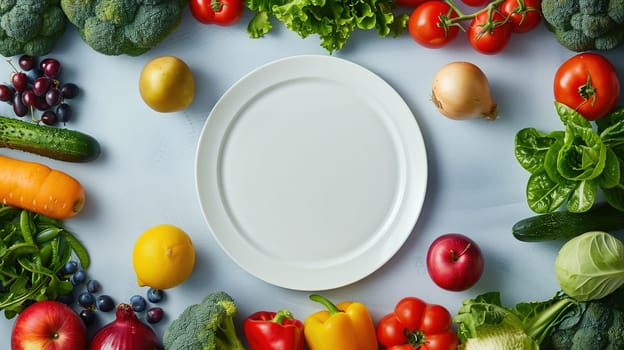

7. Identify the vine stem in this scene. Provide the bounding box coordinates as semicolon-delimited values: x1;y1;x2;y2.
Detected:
438;0;509;33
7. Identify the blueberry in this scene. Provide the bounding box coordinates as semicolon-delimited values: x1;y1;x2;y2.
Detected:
86;279;100;293
97;295;115;312
146;307;164;324
61;261;79;275
70;269;87;285
56;293;74;305
80;309;97;325
146;288;164;303
130;295;147;312
78;292;95;308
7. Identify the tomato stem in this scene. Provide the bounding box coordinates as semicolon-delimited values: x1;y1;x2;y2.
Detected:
211;0;224;12
578;72;598;106
439;0;508;34
405;329;427;346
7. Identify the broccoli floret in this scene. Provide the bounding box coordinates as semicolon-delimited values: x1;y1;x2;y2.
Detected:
0;0;67;57
542;299;624;349
163;291;246;350
60;0;186;56
541;0;624;51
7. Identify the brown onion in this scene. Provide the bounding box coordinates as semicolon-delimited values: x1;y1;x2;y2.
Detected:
90;303;161;350
431;61;498;120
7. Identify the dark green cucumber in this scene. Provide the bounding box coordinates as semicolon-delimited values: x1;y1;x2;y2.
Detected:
512;202;624;242
0;116;100;162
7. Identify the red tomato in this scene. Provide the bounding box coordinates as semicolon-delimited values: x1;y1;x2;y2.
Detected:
190;0;244;26
499;0;542;33
554;52;621;121
461;0;490;7
396;0;429;7
408;1;460;49
377;297;458;350
467;10;512;54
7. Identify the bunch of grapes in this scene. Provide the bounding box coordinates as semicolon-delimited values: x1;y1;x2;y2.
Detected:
0;55;79;126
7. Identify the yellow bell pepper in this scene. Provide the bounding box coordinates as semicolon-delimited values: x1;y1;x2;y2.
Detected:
303;294;378;350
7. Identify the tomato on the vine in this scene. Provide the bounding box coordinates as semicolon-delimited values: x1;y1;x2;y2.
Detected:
377;297;458;350
408;1;460;49
190;0;244;26
554;52;621;121
461;0;490;7
396;0;429;7
467;10;512;54
499;0;542;33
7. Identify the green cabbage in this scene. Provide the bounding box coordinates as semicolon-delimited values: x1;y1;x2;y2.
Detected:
555;231;624;301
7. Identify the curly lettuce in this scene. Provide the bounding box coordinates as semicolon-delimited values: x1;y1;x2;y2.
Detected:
245;0;408;53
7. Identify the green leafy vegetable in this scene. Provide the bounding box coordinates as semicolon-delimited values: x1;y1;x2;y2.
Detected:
245;0;409;53
514;102;624;213
0;205;89;318
453;291;577;350
555;231;624;302
541;286;624;350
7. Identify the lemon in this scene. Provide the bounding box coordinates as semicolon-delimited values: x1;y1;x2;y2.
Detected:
132;224;195;290
139;55;195;113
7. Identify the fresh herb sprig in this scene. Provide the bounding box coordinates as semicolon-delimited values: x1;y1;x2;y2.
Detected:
0;205;89;318
514;102;624;213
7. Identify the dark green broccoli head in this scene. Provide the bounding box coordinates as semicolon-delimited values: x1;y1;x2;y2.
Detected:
0;0;67;57
163;291;246;350
542;300;624;350
60;0;186;56
541;0;624;51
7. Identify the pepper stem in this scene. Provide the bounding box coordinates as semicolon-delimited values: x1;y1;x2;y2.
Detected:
271;309;295;324
309;294;342;315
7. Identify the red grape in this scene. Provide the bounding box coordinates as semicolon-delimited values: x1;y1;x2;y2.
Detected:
45;87;61;106
61;83;79;99
0;84;14;101
21;90;36;108
40;110;57;125
18;55;36;71
11;72;28;92
40;58;61;78
13;92;27;116
32;77;51;96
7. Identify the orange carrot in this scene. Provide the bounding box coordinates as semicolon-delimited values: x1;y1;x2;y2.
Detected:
0;154;85;219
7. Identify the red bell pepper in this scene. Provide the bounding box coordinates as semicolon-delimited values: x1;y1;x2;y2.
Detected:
243;309;305;350
376;297;459;350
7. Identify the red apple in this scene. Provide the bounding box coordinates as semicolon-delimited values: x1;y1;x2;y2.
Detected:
11;300;87;350
426;233;484;291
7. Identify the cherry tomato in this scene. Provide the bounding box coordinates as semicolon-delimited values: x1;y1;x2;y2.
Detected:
554;52;621;121
396;0;429;7
467;10;512;54
190;0;244;26
499;0;542;33
461;0;490;7
377;297;458;350
408;1;460;49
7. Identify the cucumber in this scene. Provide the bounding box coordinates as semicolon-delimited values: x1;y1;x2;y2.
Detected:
512;202;624;242
0;116;100;162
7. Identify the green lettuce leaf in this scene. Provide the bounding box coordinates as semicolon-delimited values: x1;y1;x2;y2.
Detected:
245;0;408;52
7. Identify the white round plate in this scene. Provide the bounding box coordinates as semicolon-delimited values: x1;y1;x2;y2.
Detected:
195;55;428;291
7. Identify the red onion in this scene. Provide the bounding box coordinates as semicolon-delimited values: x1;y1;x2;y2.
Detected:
90;303;161;350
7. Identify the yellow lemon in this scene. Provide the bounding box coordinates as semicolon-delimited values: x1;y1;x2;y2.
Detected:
139;55;195;112
132;224;195;290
